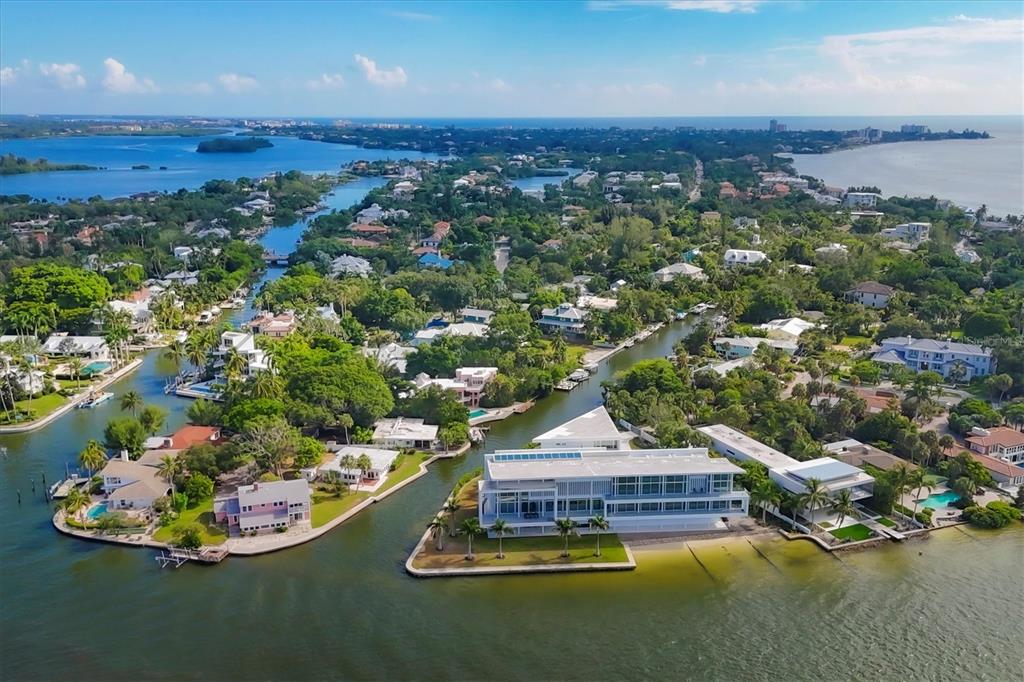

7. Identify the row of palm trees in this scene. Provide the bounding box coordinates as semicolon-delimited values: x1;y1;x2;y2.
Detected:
429;512;611;561
749;477;857;534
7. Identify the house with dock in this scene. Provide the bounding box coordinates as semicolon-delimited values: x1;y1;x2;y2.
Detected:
372;417;439;450
213;479;311;535
98;452;172;512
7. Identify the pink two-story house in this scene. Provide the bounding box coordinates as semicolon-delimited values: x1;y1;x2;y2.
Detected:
214;479;311;534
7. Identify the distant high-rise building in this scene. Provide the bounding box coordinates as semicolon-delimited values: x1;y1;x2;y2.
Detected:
900;124;930;134
769;119;788;133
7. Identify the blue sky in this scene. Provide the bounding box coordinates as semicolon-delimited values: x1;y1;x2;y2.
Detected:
1;1;1022;117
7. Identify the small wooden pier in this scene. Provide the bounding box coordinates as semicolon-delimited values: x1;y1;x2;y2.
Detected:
155;547;229;568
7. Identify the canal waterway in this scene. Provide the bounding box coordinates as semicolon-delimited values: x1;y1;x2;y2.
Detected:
1;138;1021;681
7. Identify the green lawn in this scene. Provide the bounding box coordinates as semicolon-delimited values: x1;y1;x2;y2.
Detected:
153;499;227;545
839;335;871;347
829;523;873;541
310;451;434;528
414;532;629;569
8;392;67;420
876;517;897;528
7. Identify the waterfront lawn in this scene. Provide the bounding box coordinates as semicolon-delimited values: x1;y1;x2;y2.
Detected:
378;452;432;494
9;392;67;421
311;490;370;528
153;499;227;546
829;523;873;542
412;476;629;568
876;517;897;528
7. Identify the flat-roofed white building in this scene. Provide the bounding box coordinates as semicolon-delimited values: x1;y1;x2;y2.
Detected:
42;334;110;360
372;417;439;450
532;406;633;451
312;445;401;485
723;249;769;267
478;446;749;535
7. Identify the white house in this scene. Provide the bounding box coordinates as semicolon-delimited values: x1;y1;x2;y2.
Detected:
330;254;373;278
532;405;634;451
362;343;415;375
372;417;439;450
312;445;401;485
758;317;817;341
845;281;895;308
576;295;618;312
965;427;1024;466
654;262;707;283
411;322;489;346
214;331;269;375
98;452;171;511
42;334;110;361
477;445;749;535
874;337;995;380
713;336;798;359
843;192;881;208
538;303;589;338
880;222;930;244
723;249;769;267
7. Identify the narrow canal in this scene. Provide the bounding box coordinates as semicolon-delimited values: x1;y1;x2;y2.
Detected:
1;182;1021;681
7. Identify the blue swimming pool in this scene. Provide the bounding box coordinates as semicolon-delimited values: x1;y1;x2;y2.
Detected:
469;409;487;419
81;361;112;376
918;490;960;509
86;503;108;520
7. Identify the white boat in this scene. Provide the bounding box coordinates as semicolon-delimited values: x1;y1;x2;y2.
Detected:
78;391;114;408
197;311;214;324
689;303;711;314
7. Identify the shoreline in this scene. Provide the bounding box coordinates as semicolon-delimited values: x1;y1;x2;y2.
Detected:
0;357;144;435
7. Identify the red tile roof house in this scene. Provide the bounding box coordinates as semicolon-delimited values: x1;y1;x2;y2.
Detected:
349;223;390;236
965;427;1024;466
970;453;1024;489
247;311;298;338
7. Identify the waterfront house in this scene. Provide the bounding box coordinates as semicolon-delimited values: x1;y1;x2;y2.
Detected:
308;445;401;486
413;367;498;407
654;262;707;283
537;303;589;338
845;281;895;308
144;425;222;453
873;337;994;380
109;299;155;334
372;417;439;450
723;249;769;267
41;334;110;361
532;406;634;451
824;439;916;472
477;445;749;536
880;222;930;244
697;424;874;524
968;454;1024;490
214;331;270;376
213;479;311;535
98;452;171;512
965;427;1024;466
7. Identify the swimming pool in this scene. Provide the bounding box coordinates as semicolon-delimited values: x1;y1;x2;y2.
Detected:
86;503;108;520
469;409;487;419
81;361;112;376
918;490;960;509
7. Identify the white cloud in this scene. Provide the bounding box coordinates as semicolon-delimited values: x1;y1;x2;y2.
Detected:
487;78;511;92
306;73;345;91
219;73;260;93
386;10;439;21
590;0;763;13
693;54;708;67
1;66;17;85
102;58;157;93
39;62;87;89
353;54;408;87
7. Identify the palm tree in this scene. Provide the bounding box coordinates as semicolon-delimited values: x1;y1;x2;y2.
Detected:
910;469;932;516
889;463;913;514
223;348;247;383
78;439;107;476
428;515;447;551
339;454;358;487
490;518;511;559
338;413;354;444
588;515;609;556
947;361;968;386
801;478;828;533
68;357;84;389
458;518;482;560
784;491;806;531
356;453;373;483
119;390;142;416
185;337;208;378
554;517;579;558
247;371;281;399
61;488;91;520
158;454;182;502
750;480;783;524
441;496;459;537
830;489;856;529
163;340;186;374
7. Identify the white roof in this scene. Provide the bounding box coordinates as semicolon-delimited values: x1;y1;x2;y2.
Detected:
759;317;816;338
724;249;768;263
656;262;704;277
42;335;108;354
576;295;618;312
697;424;798;469
534;406;622;444
321;446;400;474
485;447;742;481
373;417;439;441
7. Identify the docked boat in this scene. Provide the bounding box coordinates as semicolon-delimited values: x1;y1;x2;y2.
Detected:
78;391;114;408
689;303;711;315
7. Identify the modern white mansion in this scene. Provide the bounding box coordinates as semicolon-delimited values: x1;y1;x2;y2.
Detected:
477;407;749;535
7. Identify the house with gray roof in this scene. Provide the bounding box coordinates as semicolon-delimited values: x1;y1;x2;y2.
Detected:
875;337;995;380
213;479;311;535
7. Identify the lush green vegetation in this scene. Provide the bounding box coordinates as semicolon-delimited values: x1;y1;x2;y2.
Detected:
829;524;873;542
0;154;96;175
153;499;227;545
196;137;273;153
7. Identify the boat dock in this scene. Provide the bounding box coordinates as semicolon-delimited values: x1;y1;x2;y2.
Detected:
48;474;89;499
155;547;229;568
